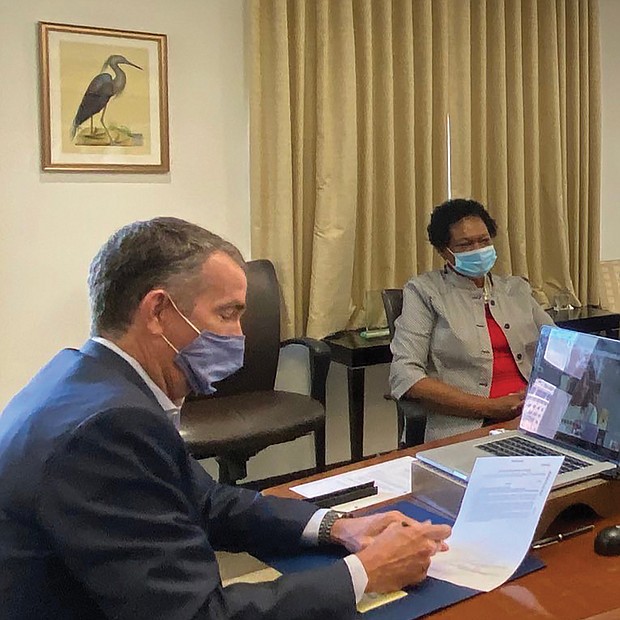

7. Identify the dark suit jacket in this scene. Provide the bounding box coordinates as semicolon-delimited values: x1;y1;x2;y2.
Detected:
0;340;355;619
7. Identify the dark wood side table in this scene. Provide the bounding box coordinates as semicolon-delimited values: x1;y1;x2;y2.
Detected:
548;305;620;337
322;330;392;462
324;306;620;463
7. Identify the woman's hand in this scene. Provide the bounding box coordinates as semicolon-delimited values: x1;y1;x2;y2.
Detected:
486;389;526;420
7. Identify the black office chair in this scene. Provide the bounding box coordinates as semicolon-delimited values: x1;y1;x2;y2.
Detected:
381;288;427;448
180;259;329;485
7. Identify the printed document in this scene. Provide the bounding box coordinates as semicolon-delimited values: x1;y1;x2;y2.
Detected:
428;456;563;592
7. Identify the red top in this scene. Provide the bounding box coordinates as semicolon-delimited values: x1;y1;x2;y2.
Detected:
485;306;527;398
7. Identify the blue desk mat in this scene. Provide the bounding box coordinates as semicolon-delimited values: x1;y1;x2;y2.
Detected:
261;500;545;620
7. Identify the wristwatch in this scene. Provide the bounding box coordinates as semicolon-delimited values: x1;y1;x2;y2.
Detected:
318;510;350;545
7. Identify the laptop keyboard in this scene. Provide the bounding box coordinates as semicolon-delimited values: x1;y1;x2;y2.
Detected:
478;436;591;474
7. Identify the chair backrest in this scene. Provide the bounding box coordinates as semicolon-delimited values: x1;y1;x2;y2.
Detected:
210;259;281;397
381;288;404;339
600;260;620;313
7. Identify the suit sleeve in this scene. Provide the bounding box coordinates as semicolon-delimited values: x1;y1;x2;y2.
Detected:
187;458;321;556
37;408;356;620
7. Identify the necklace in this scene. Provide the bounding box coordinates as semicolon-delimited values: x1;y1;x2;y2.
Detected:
483;276;492;303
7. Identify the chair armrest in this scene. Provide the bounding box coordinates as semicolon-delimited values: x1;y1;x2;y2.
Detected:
397;399;427;447
281;338;331;408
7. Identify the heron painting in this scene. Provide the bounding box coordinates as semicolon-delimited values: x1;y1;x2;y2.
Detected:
72;55;143;145
39;22;169;172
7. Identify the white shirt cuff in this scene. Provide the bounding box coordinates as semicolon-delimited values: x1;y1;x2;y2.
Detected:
301;511;368;603
343;554;369;603
300;509;330;544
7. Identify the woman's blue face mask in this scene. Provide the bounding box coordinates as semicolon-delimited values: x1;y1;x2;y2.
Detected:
449;245;497;278
162;298;245;395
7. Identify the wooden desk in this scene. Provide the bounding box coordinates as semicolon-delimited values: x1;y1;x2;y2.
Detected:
324;306;620;462
266;424;620;620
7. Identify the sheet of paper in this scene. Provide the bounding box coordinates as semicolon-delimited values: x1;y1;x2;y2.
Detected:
428;455;563;592
222;567;282;587
220;559;406;614
216;551;271;583
291;456;415;508
331;491;396;512
357;590;407;613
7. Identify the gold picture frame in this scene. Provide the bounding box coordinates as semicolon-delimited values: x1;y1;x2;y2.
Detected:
39;22;169;173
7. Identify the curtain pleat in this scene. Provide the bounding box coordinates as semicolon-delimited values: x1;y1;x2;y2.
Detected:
449;0;600;307
306;1;359;337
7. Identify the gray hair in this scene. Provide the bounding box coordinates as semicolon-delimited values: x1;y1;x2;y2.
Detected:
88;217;245;336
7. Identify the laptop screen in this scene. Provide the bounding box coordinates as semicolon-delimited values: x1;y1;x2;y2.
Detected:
520;325;620;463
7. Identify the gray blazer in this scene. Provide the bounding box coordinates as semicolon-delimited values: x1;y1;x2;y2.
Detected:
389;268;553;441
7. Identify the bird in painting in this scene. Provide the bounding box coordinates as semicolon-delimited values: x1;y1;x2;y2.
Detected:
71;55;142;144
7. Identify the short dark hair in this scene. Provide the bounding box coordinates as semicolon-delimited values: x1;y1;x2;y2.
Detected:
427;198;498;250
88;217;245;336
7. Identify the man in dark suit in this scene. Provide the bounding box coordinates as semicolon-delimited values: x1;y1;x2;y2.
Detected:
0;217;450;619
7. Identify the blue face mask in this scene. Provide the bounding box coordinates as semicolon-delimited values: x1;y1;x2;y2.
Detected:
450;245;497;278
162;299;245;395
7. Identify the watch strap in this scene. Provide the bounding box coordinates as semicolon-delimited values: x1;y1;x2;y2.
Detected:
318;510;350;545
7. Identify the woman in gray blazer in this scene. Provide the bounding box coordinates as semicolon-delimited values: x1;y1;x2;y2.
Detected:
390;199;553;442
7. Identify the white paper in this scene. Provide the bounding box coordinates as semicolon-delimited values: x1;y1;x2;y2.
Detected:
428;456;563;592
330;491;396;512
291;456;415;510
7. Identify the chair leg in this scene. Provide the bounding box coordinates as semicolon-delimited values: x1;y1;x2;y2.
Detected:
216;456;248;485
397;406;405;449
314;421;326;473
403;411;427;448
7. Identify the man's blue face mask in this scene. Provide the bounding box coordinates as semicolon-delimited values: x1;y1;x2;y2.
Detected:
449;245;497;279
162;298;245;395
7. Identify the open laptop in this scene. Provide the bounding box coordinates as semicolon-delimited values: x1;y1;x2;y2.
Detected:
417;325;620;489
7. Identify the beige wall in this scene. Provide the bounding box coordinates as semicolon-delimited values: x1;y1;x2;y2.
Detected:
600;0;620;261
0;0;249;408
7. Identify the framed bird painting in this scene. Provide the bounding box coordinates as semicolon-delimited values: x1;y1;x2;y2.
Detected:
39;22;169;173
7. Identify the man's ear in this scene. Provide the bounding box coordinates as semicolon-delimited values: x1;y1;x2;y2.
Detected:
139;289;170;335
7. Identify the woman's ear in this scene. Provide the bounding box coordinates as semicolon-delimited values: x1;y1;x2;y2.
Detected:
438;247;453;265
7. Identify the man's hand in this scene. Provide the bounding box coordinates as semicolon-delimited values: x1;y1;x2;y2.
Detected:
355;519;451;593
330;511;418;552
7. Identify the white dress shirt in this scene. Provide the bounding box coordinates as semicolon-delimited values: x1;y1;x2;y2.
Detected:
91;337;368;601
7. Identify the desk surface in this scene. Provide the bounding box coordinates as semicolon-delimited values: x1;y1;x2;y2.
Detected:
266;423;620;620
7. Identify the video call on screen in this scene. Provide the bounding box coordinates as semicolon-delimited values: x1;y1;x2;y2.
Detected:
521;327;620;462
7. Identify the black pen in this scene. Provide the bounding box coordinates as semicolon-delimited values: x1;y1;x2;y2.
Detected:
310;481;378;509
531;524;594;549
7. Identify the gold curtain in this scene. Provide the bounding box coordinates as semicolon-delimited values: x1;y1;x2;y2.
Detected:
448;0;601;307
250;0;601;338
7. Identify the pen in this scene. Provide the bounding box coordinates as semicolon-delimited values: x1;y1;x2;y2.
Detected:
401;519;431;527
531;524;594;549
310;481;378;508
